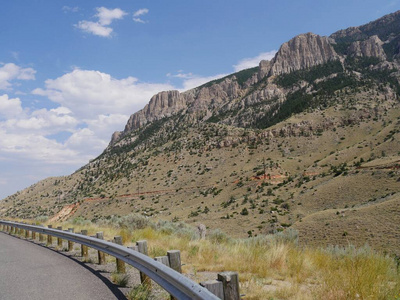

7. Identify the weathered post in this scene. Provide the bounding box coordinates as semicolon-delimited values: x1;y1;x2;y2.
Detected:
167;250;182;300
154;256;170;267
114;236;126;273
200;280;224;299
218;271;240;300
137;240;151;288
39;226;44;242
31;223;36;240
47;225;53;246
57;226;63;248
167;250;182;273
68;228;74;251
81;230;88;259
96;232;106;264
25;227;29;239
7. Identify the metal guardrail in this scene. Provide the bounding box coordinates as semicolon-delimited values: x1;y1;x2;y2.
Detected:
0;220;220;300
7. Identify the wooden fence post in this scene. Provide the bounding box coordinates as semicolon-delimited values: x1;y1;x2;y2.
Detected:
217;271;240;300
154;256;170;267
167;250;182;273
57;226;63;248
68;228;74;251
137;240;151;288
31;223;36;240
39;226;44;242
81;230;88;259
167;250;182;300
200;280;224;299
114;236;126;273
47;225;53;246
96;232;106;264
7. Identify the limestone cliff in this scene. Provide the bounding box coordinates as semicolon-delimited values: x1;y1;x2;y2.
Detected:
267;33;338;76
108;11;400;149
348;35;386;60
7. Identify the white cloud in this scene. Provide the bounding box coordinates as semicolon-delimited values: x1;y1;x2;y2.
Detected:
85;114;130;140
63;6;79;13
0;63;36;89
133;8;149;17
0;94;23;118
33;69;174;119
181;74;228;91
76;7;127;37
76;21;113;37
1;105;78;135
96;7;127;26
167;71;229;91
133;8;149;23
233;50;277;72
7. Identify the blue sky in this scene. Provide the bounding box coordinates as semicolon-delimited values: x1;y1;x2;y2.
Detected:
0;0;399;200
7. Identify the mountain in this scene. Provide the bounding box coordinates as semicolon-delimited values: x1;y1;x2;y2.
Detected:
1;11;400;254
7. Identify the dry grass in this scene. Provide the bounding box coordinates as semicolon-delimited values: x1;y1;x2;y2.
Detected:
12;217;398;300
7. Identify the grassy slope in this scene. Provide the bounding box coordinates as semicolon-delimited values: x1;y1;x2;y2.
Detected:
1;90;399;256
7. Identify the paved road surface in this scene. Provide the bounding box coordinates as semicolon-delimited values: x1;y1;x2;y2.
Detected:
0;232;124;300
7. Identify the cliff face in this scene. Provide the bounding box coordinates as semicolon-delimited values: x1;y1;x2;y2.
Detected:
109;33;341;147
348;35;386;60
120;90;190;137
108;11;400;149
266;33;338;76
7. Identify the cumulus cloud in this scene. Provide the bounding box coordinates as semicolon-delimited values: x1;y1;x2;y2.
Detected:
76;7;127;37
33;69;174;119
233;50;277;72
96;7;127;25
133;8;149;23
76;21;113;37
0;94;23;118
0;129;83;164
0;63;36;89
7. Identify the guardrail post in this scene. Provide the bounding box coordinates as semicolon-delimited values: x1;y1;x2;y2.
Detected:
137;240;151;288
81;230;88;259
31;223;36;240
114;236;126;273
57;226;63;248
167;250;182;273
68;228;74;251
47;225;53;246
167;250;182;300
154;256;170;267
39;226;44;242
218;271;240;300
200;280;224;299
96;232;106;265
25;227;29;239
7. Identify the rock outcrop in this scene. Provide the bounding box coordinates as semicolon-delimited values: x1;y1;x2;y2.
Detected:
348;35;386;60
108;11;400;149
267;33;339;76
124;90;188;132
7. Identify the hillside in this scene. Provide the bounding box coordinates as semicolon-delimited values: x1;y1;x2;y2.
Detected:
1;11;400;254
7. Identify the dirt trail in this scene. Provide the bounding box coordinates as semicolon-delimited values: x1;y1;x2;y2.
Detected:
49;203;80;222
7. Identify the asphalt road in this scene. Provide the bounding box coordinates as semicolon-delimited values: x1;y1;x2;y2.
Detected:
0;232;123;300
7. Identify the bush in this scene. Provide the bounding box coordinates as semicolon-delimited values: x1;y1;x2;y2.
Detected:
207;228;232;244
97;214;151;231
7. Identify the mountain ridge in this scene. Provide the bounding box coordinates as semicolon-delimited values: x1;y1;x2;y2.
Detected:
1;10;400;253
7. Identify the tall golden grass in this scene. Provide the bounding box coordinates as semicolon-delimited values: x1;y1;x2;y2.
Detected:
7;217;400;299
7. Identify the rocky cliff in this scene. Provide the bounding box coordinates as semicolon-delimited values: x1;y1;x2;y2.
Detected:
108;10;400;151
348;35;386;59
266;33;338;75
